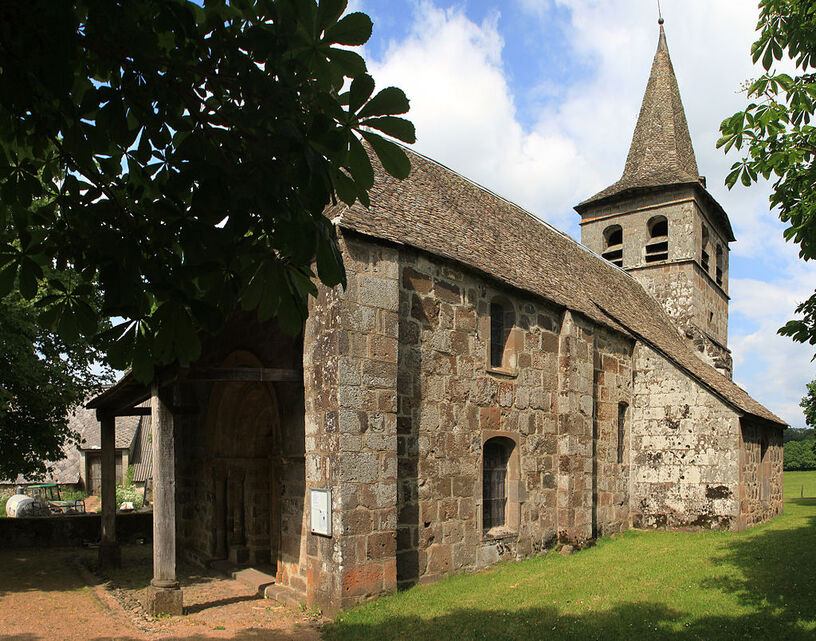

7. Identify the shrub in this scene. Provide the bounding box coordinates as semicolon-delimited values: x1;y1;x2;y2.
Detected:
116;482;143;509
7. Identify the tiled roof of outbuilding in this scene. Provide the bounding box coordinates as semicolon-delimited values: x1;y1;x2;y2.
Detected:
333;146;785;427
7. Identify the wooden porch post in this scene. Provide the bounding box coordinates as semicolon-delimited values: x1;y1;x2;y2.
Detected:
147;382;183;616
98;412;120;567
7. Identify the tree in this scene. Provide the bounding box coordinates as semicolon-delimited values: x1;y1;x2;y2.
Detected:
0;0;415;382
801;378;816;428
718;0;816;350
0;283;113;481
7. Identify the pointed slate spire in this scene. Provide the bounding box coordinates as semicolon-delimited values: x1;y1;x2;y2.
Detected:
578;24;702;208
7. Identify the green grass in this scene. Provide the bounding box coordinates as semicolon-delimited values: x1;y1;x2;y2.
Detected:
324;476;816;641
784;470;816;500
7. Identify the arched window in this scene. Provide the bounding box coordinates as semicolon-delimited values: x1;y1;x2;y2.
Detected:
483;437;515;531
617;402;628;464
488;298;516;371
715;244;723;285
602;225;624;267
701;225;710;273
645;216;668;263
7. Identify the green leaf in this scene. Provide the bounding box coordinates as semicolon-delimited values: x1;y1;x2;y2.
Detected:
361;131;411;179
358;87;410;119
18;261;39;300
349;74;375;114
327;48;367;78
317;0;348;31
323;12;372;45
348;135;374;189
361;116;416;143
0;263;17;297
331;167;359;205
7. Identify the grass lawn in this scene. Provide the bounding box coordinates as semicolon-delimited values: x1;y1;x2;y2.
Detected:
784;470;816;500
324;474;816;641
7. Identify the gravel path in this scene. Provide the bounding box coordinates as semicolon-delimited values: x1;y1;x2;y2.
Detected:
0;546;322;641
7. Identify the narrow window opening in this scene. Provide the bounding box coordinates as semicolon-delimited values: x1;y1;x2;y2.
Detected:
645;216;669;262
489;302;506;369
715;244;723;285
483;438;512;531
602;225;624;267
760;434;769;501
701;225;710;273
617;402;627;464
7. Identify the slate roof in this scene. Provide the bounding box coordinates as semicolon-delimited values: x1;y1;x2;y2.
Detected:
1;403;140;485
332;145;785;428
130;416;153;483
576;26;735;241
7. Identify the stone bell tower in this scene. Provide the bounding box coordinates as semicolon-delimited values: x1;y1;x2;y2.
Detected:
574;21;734;377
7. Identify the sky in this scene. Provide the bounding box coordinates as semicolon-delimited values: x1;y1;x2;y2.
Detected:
349;0;816;427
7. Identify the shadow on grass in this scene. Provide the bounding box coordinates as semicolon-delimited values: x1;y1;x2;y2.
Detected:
323;602;814;641
700;500;816;624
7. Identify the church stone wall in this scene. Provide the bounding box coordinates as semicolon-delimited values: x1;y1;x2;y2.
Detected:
738;419;783;529
302;233;400;614
630;343;740;529
592;329;635;536
395;244;565;587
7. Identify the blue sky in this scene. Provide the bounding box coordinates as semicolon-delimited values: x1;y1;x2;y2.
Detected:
350;0;816;426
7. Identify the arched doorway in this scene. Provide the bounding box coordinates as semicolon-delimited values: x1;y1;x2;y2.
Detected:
204;351;281;567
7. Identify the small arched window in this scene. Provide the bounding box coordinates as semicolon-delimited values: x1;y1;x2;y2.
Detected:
602;225;624;267
701;225;710;273
489;298;516;371
617;402;628;464
483;437;515;531
715;244;724;285
645;216;669;263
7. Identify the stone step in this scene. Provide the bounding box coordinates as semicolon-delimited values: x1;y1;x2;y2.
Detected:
231;567;276;595
264;583;304;609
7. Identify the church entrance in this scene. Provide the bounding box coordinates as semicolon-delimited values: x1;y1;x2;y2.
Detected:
205;352;281;568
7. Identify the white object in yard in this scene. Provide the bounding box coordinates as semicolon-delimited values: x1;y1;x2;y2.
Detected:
119;501;134;511
6;494;35;517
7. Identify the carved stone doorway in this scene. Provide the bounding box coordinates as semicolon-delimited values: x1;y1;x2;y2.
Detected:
205;351;281;568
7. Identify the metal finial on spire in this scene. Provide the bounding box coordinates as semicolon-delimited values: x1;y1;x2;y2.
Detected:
657;0;664;25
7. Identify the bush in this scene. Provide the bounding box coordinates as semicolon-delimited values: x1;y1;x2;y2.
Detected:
60;488;87;502
116;483;143;509
0;491;11;517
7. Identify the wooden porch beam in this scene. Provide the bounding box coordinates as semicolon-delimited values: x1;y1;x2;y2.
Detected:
184;367;302;383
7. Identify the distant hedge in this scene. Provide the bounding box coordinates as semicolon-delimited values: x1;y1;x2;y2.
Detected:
784;438;816;471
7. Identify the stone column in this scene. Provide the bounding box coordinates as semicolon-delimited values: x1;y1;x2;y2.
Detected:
556;310;595;544
147;383;183;616
98;413;120;567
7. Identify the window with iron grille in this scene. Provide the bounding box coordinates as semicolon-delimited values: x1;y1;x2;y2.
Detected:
489;302;506;368
617;402;627;464
483;438;510;530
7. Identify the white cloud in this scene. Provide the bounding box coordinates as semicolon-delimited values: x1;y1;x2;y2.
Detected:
367;1;592;230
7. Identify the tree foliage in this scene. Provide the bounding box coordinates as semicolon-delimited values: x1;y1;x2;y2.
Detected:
0;283;112;481
784;438;816;470
0;0;414;382
801;378;816;428
718;0;816;350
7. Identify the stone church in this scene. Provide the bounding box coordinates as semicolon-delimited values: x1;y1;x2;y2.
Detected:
88;24;785;615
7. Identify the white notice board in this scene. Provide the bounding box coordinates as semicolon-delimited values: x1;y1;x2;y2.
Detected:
310;488;332;537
